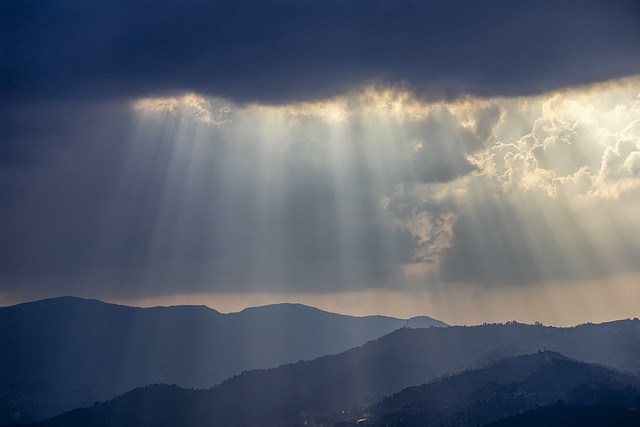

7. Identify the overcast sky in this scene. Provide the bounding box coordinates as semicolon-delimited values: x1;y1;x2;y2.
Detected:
2;0;640;325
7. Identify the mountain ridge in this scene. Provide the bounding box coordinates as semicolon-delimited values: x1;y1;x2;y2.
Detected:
352;350;640;427
21;351;640;427
0;296;446;424
5;296;447;324
3;297;639;425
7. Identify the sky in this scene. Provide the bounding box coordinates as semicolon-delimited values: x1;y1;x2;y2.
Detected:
2;0;640;326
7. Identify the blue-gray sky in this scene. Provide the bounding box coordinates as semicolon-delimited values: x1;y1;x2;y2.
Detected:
2;0;640;325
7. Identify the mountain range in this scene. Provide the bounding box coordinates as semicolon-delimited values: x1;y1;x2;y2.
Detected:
357;351;640;426
3;297;639;426
22;351;640;427
0;296;445;424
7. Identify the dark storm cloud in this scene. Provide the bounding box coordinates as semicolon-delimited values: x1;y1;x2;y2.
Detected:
404;108;481;183
3;0;639;105
0;101;132;292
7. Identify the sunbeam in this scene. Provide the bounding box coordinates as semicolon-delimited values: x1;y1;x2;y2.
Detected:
5;3;640;425
102;76;640;326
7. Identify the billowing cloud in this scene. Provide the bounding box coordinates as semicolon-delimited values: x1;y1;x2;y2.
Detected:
597;124;640;195
429;80;640;287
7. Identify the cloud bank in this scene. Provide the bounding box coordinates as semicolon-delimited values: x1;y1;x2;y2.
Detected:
3;0;639;104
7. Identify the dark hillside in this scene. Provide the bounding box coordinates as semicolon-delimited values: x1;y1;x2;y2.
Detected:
0;296;445;423
20;320;640;427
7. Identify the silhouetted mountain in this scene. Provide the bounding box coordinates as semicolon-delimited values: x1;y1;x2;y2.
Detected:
4;297;640;425
483;402;640;427
22;352;640;427
193;321;640;426
0;296;445;424
353;351;640;426
17;314;640;425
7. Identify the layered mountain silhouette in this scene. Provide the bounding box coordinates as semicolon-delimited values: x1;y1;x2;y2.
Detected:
21;351;640;427
0;296;445;424
352;351;640;426
3;297;639;426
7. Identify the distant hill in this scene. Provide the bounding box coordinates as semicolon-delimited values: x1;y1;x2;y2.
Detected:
4;297;640;426
0;296;446;424
23;352;640;427
354;351;640;426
